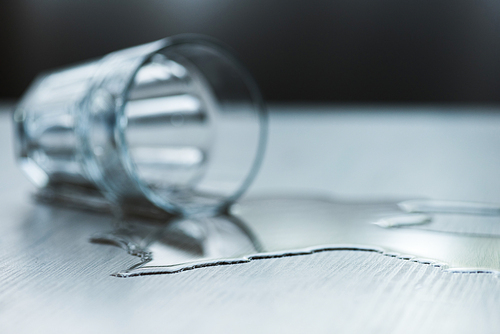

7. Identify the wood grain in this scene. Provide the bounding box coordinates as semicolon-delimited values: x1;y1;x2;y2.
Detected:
1;107;500;333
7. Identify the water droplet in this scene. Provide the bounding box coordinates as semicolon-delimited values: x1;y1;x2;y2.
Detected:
373;214;432;228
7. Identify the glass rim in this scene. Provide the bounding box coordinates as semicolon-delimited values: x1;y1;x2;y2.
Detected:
115;34;268;215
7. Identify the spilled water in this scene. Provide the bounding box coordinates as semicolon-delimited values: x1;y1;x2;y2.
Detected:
83;193;500;277
91;214;262;276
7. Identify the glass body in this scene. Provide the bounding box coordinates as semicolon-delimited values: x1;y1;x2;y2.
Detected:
14;35;267;216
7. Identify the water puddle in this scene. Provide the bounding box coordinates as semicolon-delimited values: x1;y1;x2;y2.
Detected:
84;196;500;277
398;199;500;216
91;214;262;276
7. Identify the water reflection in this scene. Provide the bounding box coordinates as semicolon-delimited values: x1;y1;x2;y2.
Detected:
235;197;500;273
90;215;262;277
29;190;500;277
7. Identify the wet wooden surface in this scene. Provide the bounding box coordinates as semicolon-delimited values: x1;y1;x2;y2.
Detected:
1;104;500;333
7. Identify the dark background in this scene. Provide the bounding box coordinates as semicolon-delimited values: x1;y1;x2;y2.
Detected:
2;0;500;103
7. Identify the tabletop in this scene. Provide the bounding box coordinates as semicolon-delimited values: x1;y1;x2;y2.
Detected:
1;103;500;333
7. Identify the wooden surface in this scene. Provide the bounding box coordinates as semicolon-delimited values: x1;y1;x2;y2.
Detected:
1;105;500;333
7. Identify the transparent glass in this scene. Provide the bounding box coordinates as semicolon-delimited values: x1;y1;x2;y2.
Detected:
14;35;267;216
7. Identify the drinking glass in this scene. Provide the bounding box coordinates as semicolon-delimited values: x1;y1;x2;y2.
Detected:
14;35;267;216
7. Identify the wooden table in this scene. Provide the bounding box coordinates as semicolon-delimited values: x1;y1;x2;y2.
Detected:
1;104;499;333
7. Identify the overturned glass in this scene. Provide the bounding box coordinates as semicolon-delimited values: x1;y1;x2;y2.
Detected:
14;35;267;216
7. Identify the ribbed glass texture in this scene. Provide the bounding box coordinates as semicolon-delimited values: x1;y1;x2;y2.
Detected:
14;36;267;216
